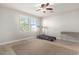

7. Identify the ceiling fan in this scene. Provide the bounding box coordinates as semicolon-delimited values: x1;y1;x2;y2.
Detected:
36;3;53;13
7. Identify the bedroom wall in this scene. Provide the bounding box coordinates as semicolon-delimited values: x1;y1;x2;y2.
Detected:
0;6;41;43
42;9;79;40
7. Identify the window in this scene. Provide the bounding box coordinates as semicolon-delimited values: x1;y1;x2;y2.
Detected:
19;15;29;32
19;15;39;32
30;17;37;32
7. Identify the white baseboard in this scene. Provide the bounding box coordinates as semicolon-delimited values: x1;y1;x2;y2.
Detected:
0;36;36;45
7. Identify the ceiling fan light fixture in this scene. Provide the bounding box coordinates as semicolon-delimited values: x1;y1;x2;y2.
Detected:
35;3;54;13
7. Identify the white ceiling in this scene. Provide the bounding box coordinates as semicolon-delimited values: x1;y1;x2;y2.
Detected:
0;3;79;17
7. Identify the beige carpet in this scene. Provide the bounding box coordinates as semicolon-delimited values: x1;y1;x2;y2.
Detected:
11;39;77;55
0;39;78;55
0;45;15;55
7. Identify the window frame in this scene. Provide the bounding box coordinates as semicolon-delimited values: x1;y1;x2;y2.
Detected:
19;15;39;32
19;15;30;32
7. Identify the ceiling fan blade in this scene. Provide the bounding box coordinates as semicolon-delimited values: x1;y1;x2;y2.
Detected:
46;8;53;10
46;3;49;6
41;4;45;8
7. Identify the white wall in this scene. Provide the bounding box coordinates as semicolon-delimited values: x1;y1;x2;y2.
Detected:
0;6;40;43
42;9;79;40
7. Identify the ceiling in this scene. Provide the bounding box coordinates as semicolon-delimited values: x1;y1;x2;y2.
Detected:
0;3;79;17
